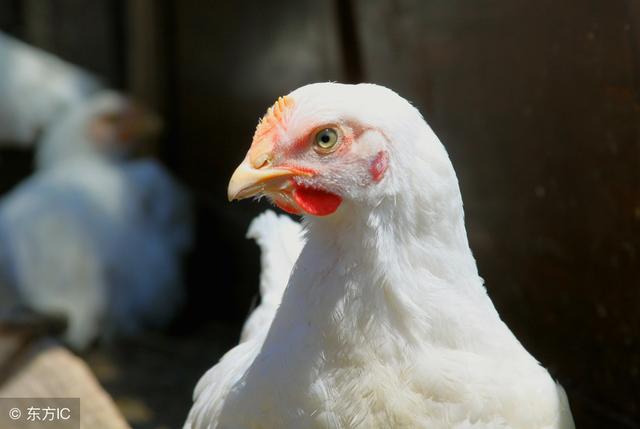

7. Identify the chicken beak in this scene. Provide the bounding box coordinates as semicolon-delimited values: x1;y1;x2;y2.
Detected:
120;104;163;141
227;158;305;201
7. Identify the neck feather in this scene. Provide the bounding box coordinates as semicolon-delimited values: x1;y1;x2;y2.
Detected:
289;180;517;355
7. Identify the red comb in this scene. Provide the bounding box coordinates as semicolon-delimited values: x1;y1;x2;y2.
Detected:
253;96;295;141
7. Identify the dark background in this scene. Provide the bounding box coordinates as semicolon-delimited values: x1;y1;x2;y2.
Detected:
0;1;638;428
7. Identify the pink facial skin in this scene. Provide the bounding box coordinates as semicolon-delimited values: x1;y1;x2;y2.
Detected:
370;150;388;182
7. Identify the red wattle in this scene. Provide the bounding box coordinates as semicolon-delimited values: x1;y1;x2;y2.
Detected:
274;197;302;215
292;186;342;216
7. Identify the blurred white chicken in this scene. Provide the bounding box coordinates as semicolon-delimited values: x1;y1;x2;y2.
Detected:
186;83;574;428
0;31;101;145
0;91;192;349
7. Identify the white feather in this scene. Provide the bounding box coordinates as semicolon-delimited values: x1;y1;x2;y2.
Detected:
186;83;574;429
240;210;306;343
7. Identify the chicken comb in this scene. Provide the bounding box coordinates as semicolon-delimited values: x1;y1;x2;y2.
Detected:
253;96;295;140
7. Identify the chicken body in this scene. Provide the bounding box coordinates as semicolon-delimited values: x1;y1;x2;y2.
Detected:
0;92;191;349
186;83;573;428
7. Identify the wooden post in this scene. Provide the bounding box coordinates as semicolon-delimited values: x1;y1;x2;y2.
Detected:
126;0;164;112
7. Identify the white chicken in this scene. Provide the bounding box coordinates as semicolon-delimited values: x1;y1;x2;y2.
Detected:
0;31;100;145
186;83;574;428
0;91;191;349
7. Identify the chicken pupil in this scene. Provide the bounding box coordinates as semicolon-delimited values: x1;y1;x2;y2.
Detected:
321;133;330;143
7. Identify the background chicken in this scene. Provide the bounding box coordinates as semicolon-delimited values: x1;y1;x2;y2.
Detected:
186;83;575;429
0;91;192;349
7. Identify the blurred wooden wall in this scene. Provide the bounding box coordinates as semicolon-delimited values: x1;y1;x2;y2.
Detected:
1;1;638;427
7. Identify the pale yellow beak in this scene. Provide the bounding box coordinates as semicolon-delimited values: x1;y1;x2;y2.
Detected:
227;158;305;201
229;93;309;201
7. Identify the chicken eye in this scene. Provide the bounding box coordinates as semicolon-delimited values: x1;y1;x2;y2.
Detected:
313;128;339;153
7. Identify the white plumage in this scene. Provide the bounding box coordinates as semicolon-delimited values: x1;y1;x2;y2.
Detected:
240;210;305;343
187;83;574;428
0;31;100;145
0;91;191;349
